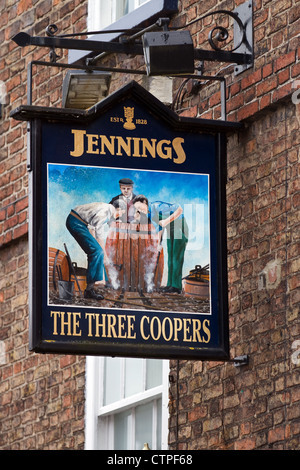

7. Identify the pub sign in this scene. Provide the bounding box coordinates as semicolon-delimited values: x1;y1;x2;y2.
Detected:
12;81;237;360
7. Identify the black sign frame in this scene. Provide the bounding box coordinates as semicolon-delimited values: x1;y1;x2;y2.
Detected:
12;81;241;361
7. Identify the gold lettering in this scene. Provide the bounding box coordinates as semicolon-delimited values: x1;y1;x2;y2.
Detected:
192;319;202;343
183;318;192;342
162;317;173;341
107;314;117;338
202;319;211;343
140;316;150;340
85;313;136;338
70;129;86;157
156;139;172;159
50;311;82;336
173;318;183;341
150;316;161;341
138;315;211;344
100;136;115;155
62;312;73;336
72;312;82;336
172;137;186;164
118;315;127;338
127;315;136;339
51;311;60;335
85;313;95;337
95;313;106;337
141;138;157;158
86;134;99;154
132;137;141;157
69;129;186;164
116;136;132;156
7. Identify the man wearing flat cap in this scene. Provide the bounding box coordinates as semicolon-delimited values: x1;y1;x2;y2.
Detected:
109;178;136;222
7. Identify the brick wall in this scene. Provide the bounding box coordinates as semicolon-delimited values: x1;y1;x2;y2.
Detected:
169;99;300;450
169;0;300;121
0;0;299;450
167;0;300;450
0;238;86;449
0;0;87;450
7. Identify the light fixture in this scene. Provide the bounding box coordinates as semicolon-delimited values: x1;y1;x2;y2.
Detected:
62;70;111;109
142;30;195;76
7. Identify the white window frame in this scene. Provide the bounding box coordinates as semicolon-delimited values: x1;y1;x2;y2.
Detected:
69;0;178;64
88;0;150;33
85;356;169;450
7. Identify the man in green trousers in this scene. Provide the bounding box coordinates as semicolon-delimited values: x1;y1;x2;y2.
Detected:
132;195;189;293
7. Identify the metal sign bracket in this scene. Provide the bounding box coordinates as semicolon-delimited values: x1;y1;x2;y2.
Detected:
234;1;254;75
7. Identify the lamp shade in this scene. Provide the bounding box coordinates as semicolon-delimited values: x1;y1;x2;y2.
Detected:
142;30;195;76
62;70;111;109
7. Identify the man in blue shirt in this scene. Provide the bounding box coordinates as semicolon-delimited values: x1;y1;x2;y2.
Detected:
66;202;124;300
132;195;188;293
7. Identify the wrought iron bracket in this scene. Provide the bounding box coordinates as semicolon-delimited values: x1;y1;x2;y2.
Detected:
232;355;249;367
234;1;253;75
12;2;253;74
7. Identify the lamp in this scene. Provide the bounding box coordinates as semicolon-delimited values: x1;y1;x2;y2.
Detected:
142;30;195;76
62;70;111;109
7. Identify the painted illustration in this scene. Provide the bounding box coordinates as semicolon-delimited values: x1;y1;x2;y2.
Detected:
47;164;211;314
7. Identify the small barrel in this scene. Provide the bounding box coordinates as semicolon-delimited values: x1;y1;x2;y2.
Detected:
183;279;209;298
71;264;87;293
49;247;70;292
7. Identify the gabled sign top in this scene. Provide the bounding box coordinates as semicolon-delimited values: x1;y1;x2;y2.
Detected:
11;80;242;133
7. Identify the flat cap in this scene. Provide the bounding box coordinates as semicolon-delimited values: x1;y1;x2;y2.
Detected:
119;178;134;185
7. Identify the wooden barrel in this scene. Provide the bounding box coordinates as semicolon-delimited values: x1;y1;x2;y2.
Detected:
71;265;87;293
48;247;70;292
183;279;209;298
105;221;164;292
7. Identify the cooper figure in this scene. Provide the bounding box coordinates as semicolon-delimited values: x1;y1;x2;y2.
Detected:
66;202;124;300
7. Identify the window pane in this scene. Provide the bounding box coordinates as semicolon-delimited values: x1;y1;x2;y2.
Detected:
146;359;162;389
116;0;128;20
135;402;153;450
104;357;121;405
114;409;131;450
124;358;144;397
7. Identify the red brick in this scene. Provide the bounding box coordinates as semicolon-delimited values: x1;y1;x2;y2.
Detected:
272;82;293;102
17;0;33;15
234;437;256;450
15;197;28;213
262;63;273;78
278;68;290;85
237;101;259;121
188;406;207;422
241;69;262;90
257;76;278;96
268;426;286;444
274;51;296;72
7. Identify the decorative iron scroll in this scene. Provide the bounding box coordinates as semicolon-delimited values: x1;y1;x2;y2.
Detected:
45;8;247;53
177;9;246;53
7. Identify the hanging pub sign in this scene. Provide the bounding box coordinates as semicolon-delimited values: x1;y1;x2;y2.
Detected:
11;81;240;360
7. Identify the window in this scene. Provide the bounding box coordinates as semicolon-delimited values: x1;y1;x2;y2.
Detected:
88;0;150;31
85;356;169;450
69;0;178;64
